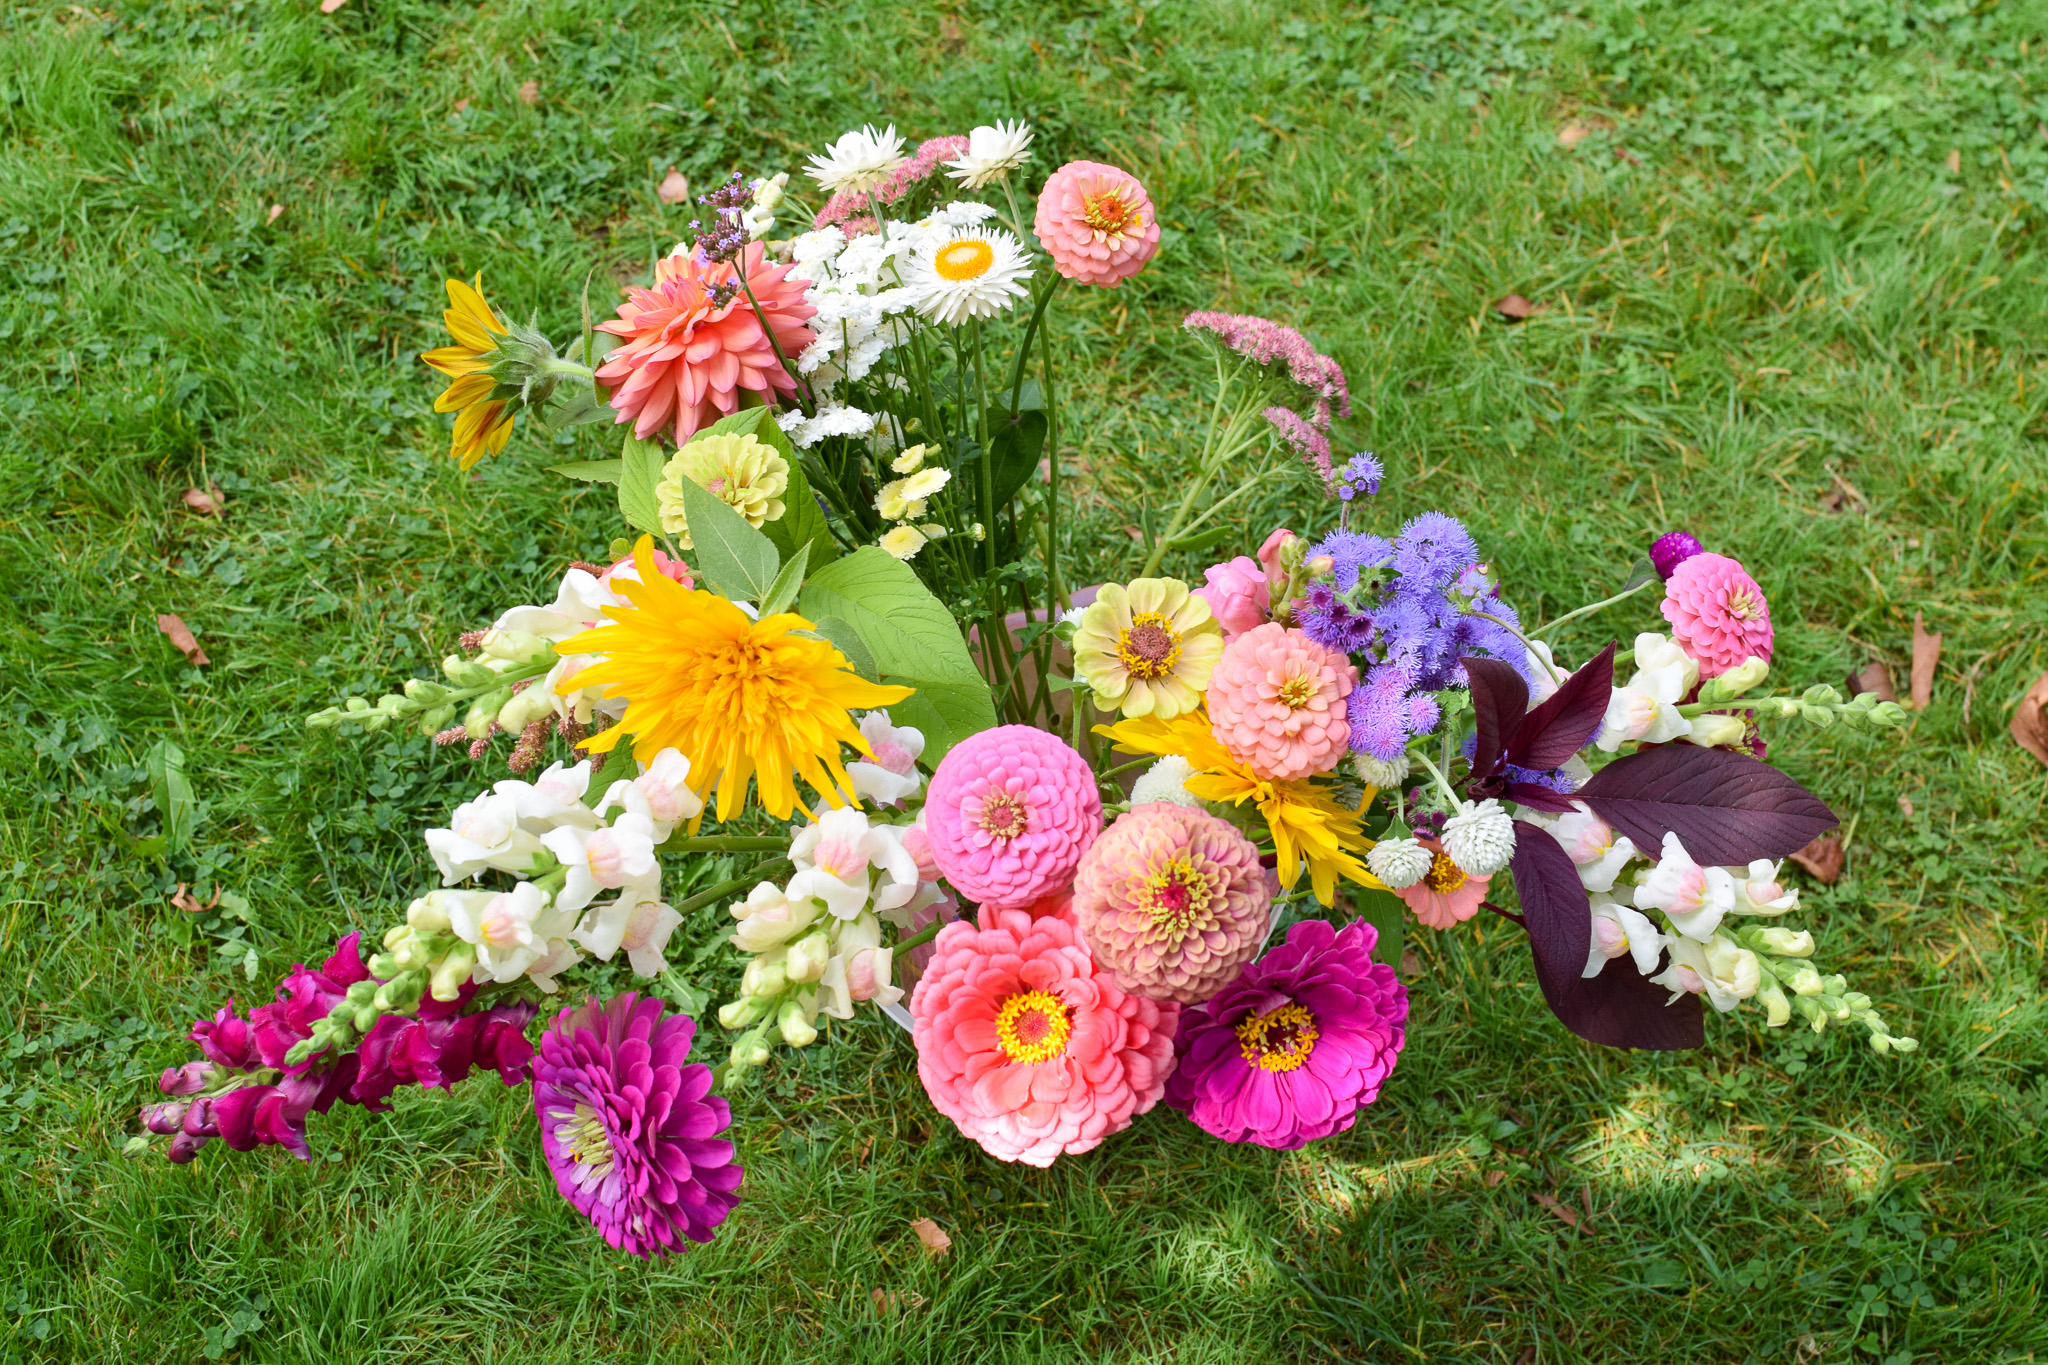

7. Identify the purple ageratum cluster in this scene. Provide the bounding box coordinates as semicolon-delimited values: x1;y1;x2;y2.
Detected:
532;994;742;1258
1164;918;1408;1150
1334;451;1382;502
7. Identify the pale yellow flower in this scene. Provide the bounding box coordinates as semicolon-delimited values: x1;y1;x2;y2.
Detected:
654;432;788;550
878;525;929;560
1072;578;1223;720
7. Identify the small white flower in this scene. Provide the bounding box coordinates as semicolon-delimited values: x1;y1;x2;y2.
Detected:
1351;751;1410;790
574;889;682;975
1058;605;1088;629
1543;802;1638;892
847;711;926;807
1584;893;1664;979
805;123;908;194
426;791;545;884
1596;632;1702;753
890;443;929;474
524;937;581;994
1366;836;1434;890
1633;831;1738;940
920;199;1001;231
944;120;1034;190
815;912;904;1020
1651;933;1761;1011
787;807;920;918
1440;798;1516;877
903;225;1033;325
541;813;660;914
447;881;571;985
1130;755;1202;809
492;760;601;834
730;881;824;953
596;747;702;838
1732;859;1799;916
878;525;930;560
777;403;878;449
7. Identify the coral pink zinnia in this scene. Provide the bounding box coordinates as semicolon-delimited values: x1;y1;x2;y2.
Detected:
1660;551;1774;679
923;725;1102;911
1397;837;1490;930
1033;160;1160;287
911;906;1178;1166
1206;623;1356;781
595;241;817;446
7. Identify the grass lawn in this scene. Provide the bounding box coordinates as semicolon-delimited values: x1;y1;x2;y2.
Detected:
3;0;2047;1360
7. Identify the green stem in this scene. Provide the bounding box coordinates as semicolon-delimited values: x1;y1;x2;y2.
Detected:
737;274;814;415
1471;610;1563;687
659;836;789;854
1037;280;1068;611
1531;579;1654;639
1410;746;1458;809
893;918;945;956
671;858;791;916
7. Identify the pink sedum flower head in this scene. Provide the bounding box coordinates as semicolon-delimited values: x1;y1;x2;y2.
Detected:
923;725;1102;911
1396;837;1491;929
1163;918;1408;1150
532;993;741;1258
910;906;1178;1166
1660;552;1773;679
1073;804;1273;1005
1206;623;1357;781
595;242;817;446
1191;555;1272;641
1033;160;1161;287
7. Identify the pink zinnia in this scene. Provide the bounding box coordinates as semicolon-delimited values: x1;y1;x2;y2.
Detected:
1206;623;1356;781
1033;160;1160;287
911;906;1178;1166
1660;552;1773;679
814;135;970;229
595;241;817;446
923;725;1103;911
1397;837;1491;929
1073;804;1273;1005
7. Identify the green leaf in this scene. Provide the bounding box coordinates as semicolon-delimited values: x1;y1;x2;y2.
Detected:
531;383;612;432
547;458;622;484
756;540;811;618
678;475;782;601
583;746;639;804
810;615;877;681
798;547;995;762
618;434;668;534
145;739;195;856
1349;887;1407;972
987;405;1049;511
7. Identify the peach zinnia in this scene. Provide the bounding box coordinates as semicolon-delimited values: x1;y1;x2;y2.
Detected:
1205;624;1356;781
1397;836;1491;930
1032;160;1161;287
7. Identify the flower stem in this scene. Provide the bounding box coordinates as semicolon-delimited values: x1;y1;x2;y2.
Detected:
892;918;945;956
1531;579;1654;640
1471;610;1564;687
671;858;791;916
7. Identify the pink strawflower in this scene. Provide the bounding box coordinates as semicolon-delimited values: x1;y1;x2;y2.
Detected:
595;241;817;446
1660;552;1774;679
814;135;970;229
910;905;1178;1166
1206;624;1356;781
1397;837;1491;929
1264;406;1334;483
923;725;1103;911
1184;311;1351;420
1032;160;1160;287
1191;555;1271;641
1073;804;1273;1005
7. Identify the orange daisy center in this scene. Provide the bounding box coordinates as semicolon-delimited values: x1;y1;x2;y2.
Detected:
1236;1002;1318;1073
1080;188;1141;238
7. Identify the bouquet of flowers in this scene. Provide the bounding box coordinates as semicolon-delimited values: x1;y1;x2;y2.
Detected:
131;118;1915;1258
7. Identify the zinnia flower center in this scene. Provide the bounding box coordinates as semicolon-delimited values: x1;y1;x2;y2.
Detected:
1116;614;1182;680
1140;856;1217;936
995;989;1072;1064
1276;673;1318;709
1726;586;1761;621
1236;1002;1318;1072
934;239;995;281
555;1102;616;1176
1424;851;1466;894
977;790;1029;840
1079;188;1139;238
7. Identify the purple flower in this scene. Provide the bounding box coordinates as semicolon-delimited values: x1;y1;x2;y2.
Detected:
1297;581;1378;655
1346;663;1420;761
248;933;373;1074
1311;530;1393;593
351;998;538;1110
210;1063;359;1161
694;172;753;265
1164;918;1407;1150
532;994;742;1258
1334;451;1382;501
189;1002;259;1072
1650;530;1704;580
1391;512;1479;590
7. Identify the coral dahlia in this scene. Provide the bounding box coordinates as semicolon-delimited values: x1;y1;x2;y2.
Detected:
923;725;1102;910
1033;160;1161;287
1206;623;1356;781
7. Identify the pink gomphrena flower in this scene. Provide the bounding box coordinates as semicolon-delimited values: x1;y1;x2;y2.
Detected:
813;135;971;229
1032;160;1161;287
1660;552;1774;679
1184;311;1351;421
1263;406;1334;484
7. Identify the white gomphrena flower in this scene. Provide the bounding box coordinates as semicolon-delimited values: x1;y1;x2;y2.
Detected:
1441;798;1516;878
1366;836;1433;890
1351;751;1410;790
945;120;1035;190
805;124;909;194
1130;755;1202;809
904;226;1033;325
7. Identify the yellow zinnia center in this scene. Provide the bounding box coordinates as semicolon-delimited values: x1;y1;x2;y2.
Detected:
1424;850;1466;894
1141;855;1216;937
996;990;1071;1064
1080;188;1140;238
978;790;1029;839
1116;613;1182;680
1727;587;1761;621
934;239;995;281
556;1103;616;1174
1236;1002;1318;1073
1277;674;1318;709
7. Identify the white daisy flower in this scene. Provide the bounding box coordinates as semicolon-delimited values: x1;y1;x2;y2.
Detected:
945;120;1034;190
904;226;1032;325
805;123;908;194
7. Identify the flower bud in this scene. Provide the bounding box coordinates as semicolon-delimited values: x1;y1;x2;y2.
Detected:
167;1131;210;1163
718;996;768;1030
778;998;819;1047
366;950;402;979
728;1037;772;1072
1686;712;1747;748
1754;927;1813;957
740;954;789;998
142;1100;191;1135
481;628;551;664
785;930;831;983
1307;554;1335;577
497;686;555;733
1783;963;1824;996
1703;656;1769;700
428;942;475;1001
158;1061;214;1096
372;971;426;1015
1756;981;1791;1027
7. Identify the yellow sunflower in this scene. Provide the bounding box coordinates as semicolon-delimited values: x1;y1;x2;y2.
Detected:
557;537;913;822
1098;709;1383;906
420;273;516;470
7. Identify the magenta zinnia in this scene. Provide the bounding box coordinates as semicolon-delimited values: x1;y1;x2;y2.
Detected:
532;994;741;1257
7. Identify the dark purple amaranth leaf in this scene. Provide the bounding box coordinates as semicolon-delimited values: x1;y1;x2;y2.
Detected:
1463;655;1529;794
1504;781;1580;813
1508;641;1616;773
1507;819;1590;984
1532;948;1705;1051
1578;741;1838;866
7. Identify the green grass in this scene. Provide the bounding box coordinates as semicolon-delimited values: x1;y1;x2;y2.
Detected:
3;0;2047;1360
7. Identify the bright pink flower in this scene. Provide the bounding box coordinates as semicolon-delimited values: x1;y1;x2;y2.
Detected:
1191;555;1271;641
1264;406;1333;482
1206;624;1356;781
1397;838;1491;929
911;906;1178;1166
601;546;693;591
1033;161;1160;287
814;135;970;229
923;725;1102;911
1660;552;1774;679
595;242;816;446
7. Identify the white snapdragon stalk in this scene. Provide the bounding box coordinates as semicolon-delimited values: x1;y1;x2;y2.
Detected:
493;759;601;833
1652;933;1762;1011
596;747;703;839
1632;831;1739;940
1596;632;1699;752
446;881;576;985
813;911;905;1020
730;882;826;952
426;790;547;884
786;807;920;919
1584;893;1664;978
846;711;926;807
541;813;660;914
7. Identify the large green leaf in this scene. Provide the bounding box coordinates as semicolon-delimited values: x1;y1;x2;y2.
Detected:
1349;887;1407;972
696;406;837;565
987;406;1049;511
798;547;995;762
618;434;667;534
678;475;781;602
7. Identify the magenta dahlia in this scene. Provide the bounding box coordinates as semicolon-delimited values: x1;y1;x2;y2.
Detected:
923;725;1103;911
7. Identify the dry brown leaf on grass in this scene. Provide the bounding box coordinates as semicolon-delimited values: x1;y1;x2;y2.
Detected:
170;883;219;914
156;614;209;666
1532;1192;1581;1230
2010;671;2048;768
1493;294;1537;321
518;79;540;106
318;0;347;11
1911;612;1943;710
909;1218;951;1256
182;485;224;516
266;204;284;225
1556;115;1613;149
1945;148;1962;174
1789;834;1844;884
657;169;690;204
1848;661;1898;702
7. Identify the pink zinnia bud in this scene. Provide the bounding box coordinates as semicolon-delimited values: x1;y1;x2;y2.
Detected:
1032;160;1161;287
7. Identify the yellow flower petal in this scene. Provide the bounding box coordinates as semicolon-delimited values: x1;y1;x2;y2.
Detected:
443;272;505;352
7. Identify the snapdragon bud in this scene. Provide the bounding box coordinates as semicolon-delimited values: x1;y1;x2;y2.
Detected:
372;970;426;1015
1756;980;1791;1027
366;950;402;979
1702;656;1769;701
497;685;555;733
480;628;551;664
1783;963;1824;996
1754;927;1814;957
718;996;769;1030
740;954;790;999
428;942;475;1001
785;931;831;984
402;677;449;703
382;923;411;951
778;998;819;1047
1687;712;1747;748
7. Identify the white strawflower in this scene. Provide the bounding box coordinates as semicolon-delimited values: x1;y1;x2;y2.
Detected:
1351;752;1410;790
805;123;907;194
1366;836;1432;890
904;226;1032;325
879;525;929;560
777;403;876;449
1129;756;1201;809
945;120;1034;190
1440;798;1516;877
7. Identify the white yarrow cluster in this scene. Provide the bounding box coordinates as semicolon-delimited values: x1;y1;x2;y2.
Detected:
1440;798;1516;877
789;223;922;384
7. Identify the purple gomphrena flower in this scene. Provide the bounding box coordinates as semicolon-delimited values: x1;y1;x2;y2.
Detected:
1391;512;1479;590
1183;311;1352;418
1650;531;1704;580
1334;451;1383;501
1164;918;1407;1150
532;994;742;1258
1264;406;1333;482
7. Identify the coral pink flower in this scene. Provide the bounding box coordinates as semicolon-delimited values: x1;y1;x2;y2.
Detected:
910;906;1178;1166
923;725;1102;911
1206;624;1356;781
601;546;693;591
595;242;817;446
1660;552;1774;679
1033;161;1160;287
1191;555;1271;641
1397;837;1491;929
1073;804;1272;1005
